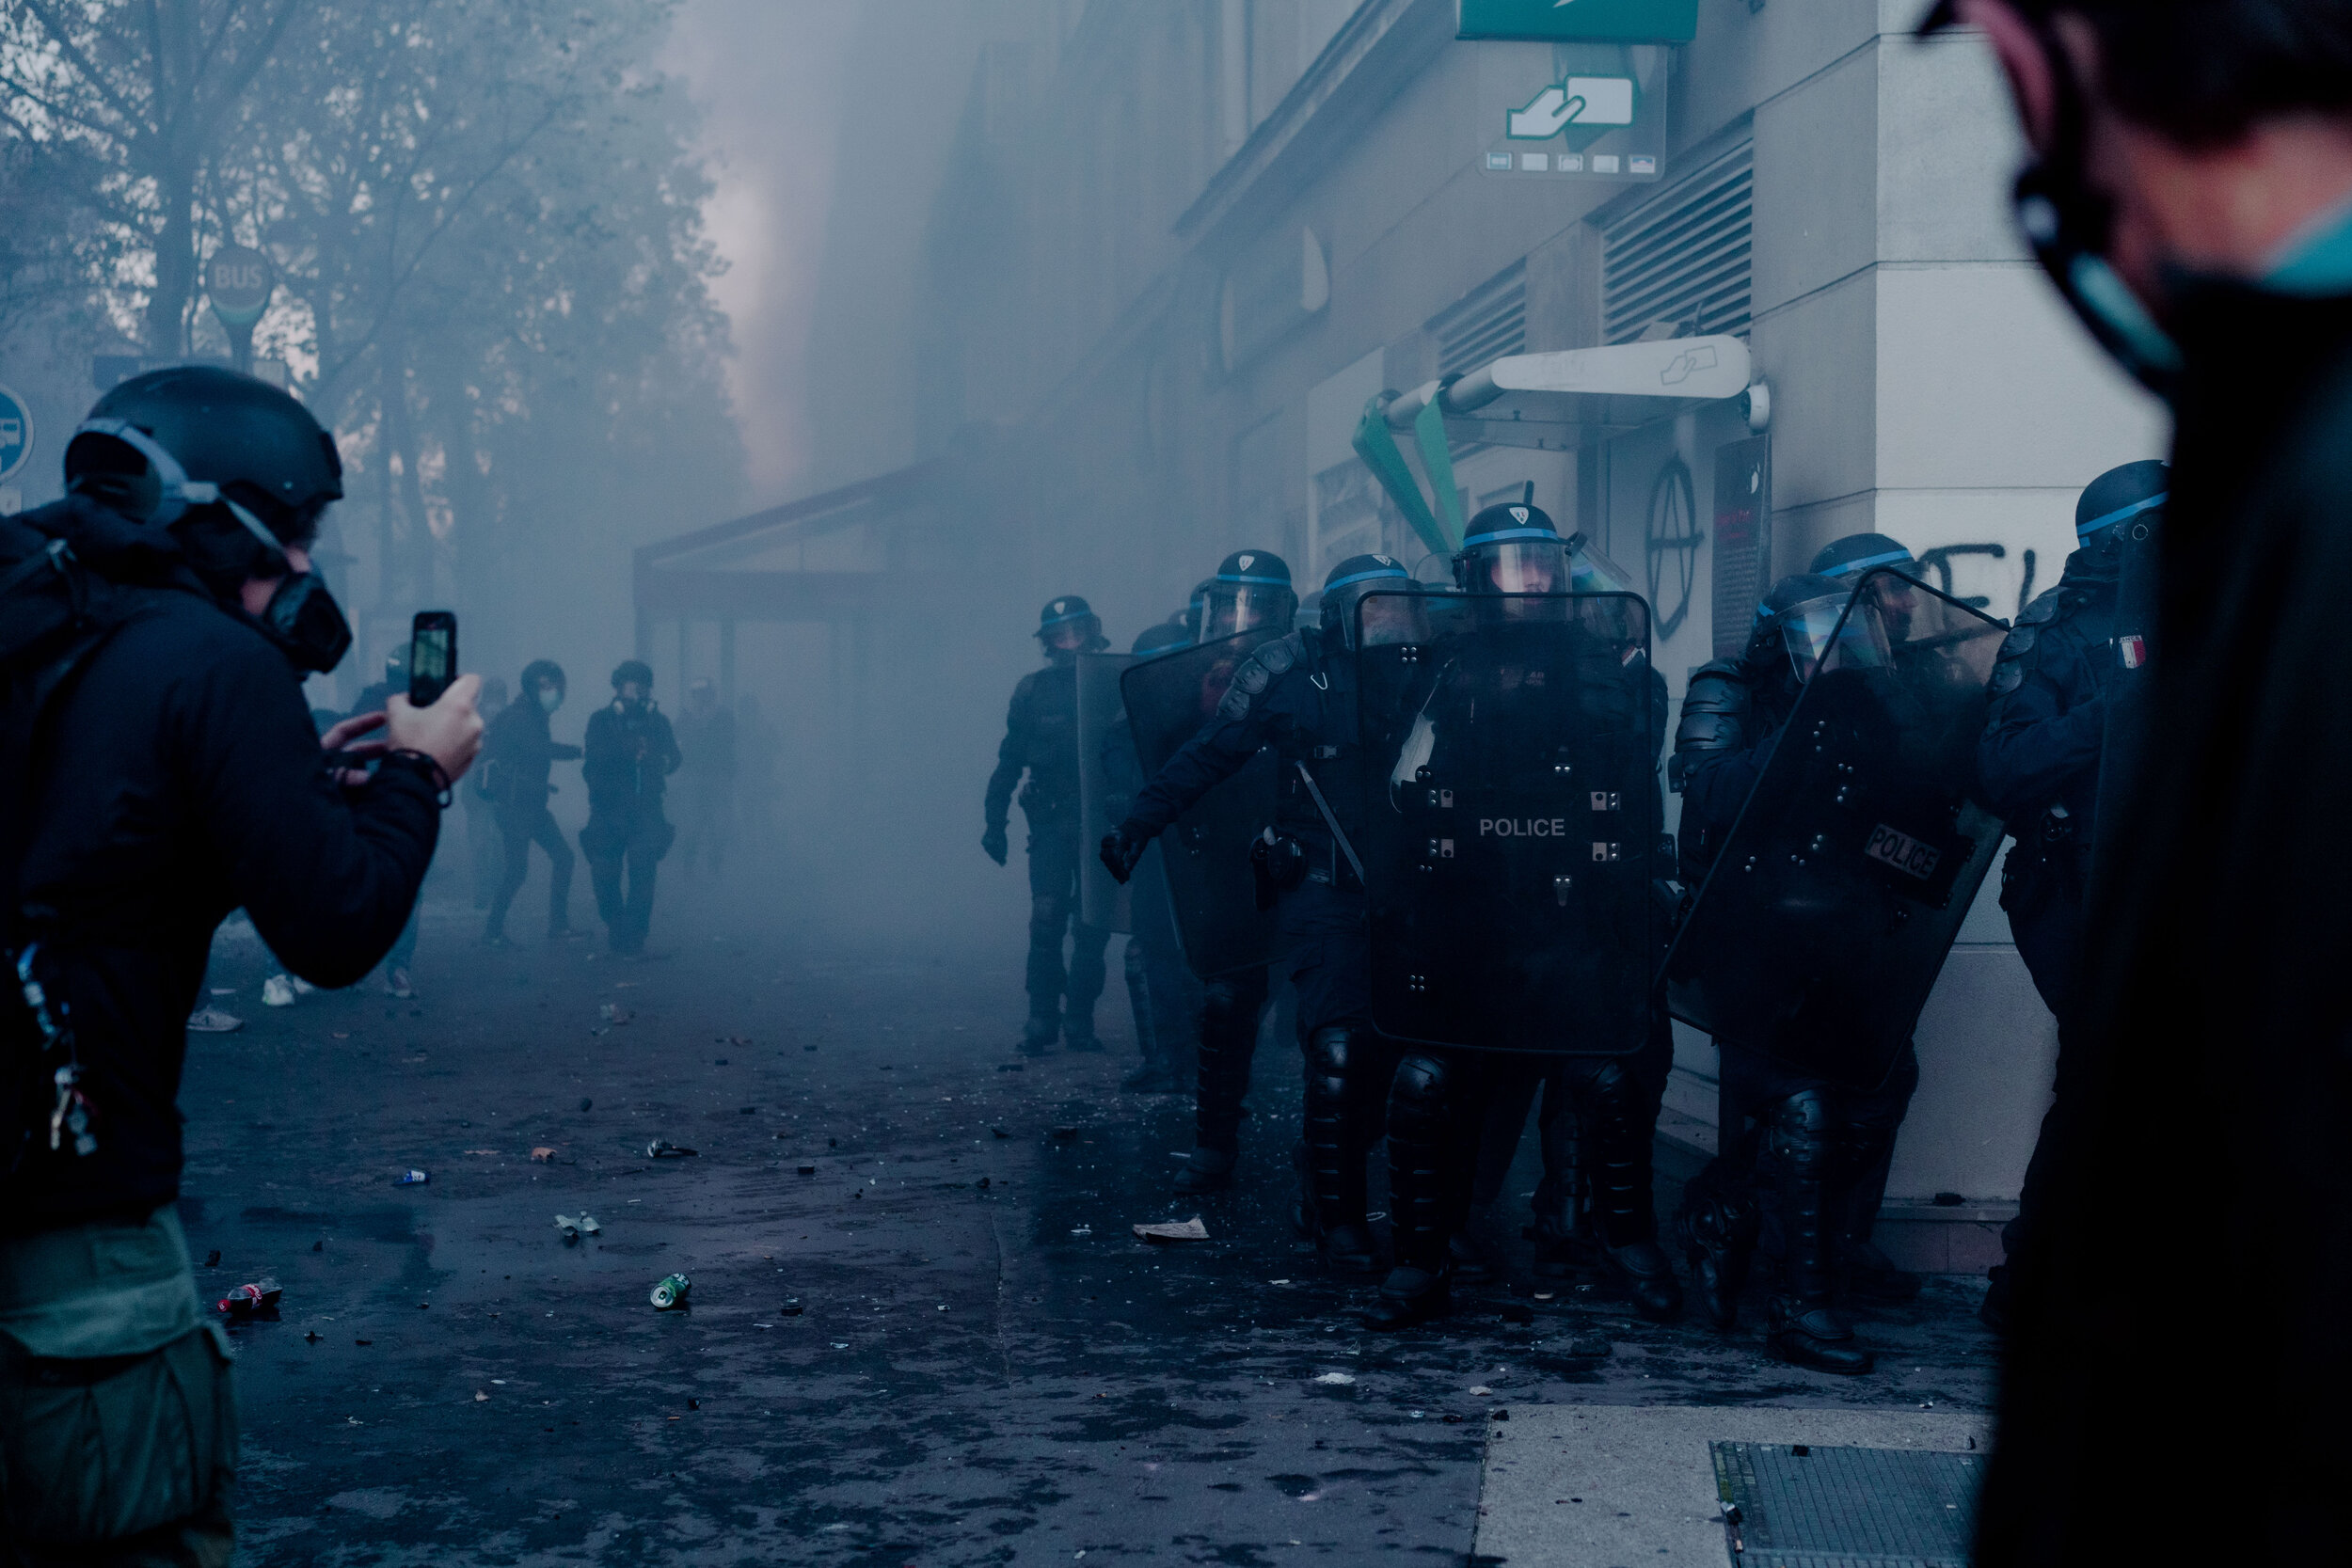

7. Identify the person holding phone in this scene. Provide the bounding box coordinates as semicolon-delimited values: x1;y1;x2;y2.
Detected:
580;659;681;955
0;367;480;1560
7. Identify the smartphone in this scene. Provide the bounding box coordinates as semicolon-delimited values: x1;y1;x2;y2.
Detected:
407;610;457;707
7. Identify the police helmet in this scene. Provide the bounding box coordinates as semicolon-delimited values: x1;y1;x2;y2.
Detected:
1132;620;1191;658
2074;460;2168;546
64;366;342;553
612;658;654;690
1200;550;1295;639
1753;572;1890;685
1036;594;1107;653
1454;500;1567;594
1809;532;1915;580
1319;553;1414;648
521;657;567;695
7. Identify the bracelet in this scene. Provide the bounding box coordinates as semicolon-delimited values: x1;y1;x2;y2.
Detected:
382;749;454;808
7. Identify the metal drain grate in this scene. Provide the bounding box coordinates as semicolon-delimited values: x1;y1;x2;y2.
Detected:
1710;1443;1982;1568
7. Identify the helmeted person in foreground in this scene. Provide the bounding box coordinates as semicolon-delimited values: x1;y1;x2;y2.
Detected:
985;596;1115;1053
0;367;482;1559
1975;460;2165;1333
1101;619;1203;1093
580;659;681;956
481;657;584;946
1924;4;2352;1557
1102;551;1298;1195
1104;554;1409;1259
1669;573;1923;1374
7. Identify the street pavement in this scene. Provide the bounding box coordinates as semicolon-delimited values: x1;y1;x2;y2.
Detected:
182;883;1998;1565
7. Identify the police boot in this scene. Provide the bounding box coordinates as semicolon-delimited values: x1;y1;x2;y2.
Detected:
1600;1241;1684;1323
1582;1058;1681;1321
1448;1208;1501;1283
1365;1262;1453;1331
1529;1209;1596;1279
1677;1156;1756;1332
1836;1122;1921;1304
1762;1091;1873;1375
1175;1144;1234;1194
1020;1010;1057;1056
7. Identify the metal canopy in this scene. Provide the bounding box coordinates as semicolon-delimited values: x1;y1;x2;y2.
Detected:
1384;334;1752;451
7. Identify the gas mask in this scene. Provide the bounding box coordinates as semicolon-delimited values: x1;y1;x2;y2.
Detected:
2008;27;2185;399
70;417;353;673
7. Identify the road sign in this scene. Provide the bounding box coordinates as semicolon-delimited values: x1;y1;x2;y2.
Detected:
206;245;274;329
0;383;32;485
1458;0;1698;42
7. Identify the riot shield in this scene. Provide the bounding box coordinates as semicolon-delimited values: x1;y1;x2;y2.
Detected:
1075;652;1136;933
1662;569;2008;1088
1354;590;1663;1055
1120;627;1288;979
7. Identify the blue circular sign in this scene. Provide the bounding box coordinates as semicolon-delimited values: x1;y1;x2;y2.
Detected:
0;384;30;484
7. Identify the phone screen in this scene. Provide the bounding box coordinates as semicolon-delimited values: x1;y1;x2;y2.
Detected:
408;612;456;706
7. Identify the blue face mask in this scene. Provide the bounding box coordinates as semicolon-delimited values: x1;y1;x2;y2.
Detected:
537;685;564;715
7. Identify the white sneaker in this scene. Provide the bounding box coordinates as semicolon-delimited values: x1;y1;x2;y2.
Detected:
262;974;296;1007
186;1006;244;1034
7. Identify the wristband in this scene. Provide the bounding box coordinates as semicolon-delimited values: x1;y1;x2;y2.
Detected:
381;749;454;808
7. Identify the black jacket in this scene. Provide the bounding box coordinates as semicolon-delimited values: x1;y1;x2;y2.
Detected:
1668;652;1798;886
1976;549;2127;904
1976;285;2352;1566
483;697;580;812
1126;629;1362;882
986;660;1082;829
2;502;440;1235
581;700;680;816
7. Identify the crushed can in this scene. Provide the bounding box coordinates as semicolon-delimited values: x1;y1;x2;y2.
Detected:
649;1273;691;1310
395;1169;429;1186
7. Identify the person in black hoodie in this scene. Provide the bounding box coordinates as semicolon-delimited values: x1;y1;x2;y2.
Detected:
1928;2;2352;1561
0;367;480;1559
481;658;583;945
580;659;680;955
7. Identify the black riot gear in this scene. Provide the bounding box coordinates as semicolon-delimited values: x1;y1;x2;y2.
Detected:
1809;532;1915;581
64;368;354;673
1452;499;1567;594
1036;594;1107;658
2074;459;2169;554
1199;551;1295;639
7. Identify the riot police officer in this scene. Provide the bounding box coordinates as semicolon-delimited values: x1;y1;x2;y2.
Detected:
985;596;1114;1053
580;659;681;956
1105;554;1404;1259
1670;574;1926;1374
1102;620;1202;1093
1975;460;2166;1331
1100;551;1298;1195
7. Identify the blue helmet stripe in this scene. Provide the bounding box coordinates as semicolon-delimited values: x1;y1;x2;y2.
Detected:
1215;573;1291;586
1040;607;1095;626
1324;566;1410;592
1820;546;1913;578
1460;526;1560;547
2076;491;2166;540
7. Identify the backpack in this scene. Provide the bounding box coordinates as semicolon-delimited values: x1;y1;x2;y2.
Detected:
0;501;200;1178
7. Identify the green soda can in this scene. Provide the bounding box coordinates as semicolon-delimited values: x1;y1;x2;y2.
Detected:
649;1273;691;1310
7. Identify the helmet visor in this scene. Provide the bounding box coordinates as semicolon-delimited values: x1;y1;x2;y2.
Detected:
1566;537;1638;596
1203;583;1289;638
1470;538;1567;595
1349;589;1426;648
1779;593;1891;682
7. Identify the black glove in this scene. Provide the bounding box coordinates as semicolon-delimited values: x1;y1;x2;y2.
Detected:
982;824;1009;865
1099;820;1150;885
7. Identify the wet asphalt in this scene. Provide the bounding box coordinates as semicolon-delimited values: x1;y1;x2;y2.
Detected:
181;882;1998;1566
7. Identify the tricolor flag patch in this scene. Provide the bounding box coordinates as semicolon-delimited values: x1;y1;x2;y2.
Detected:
2118;634;2148;670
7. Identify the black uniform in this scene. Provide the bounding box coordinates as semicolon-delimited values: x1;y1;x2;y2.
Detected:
986;660;1109;1046
580;698;680;955
1099;711;1200;1090
1121;627;1387;1239
1671;643;1919;1359
482;696;581;942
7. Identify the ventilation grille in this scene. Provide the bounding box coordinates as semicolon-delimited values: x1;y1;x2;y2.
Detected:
1429;261;1527;377
1600;142;1753;345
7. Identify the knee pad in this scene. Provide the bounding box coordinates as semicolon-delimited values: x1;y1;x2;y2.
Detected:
1767;1089;1834;1174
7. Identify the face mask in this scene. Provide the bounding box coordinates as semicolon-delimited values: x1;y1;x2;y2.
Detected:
258;571;352;673
538;686;564;714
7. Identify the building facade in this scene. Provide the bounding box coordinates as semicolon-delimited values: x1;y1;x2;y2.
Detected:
839;0;2169;1262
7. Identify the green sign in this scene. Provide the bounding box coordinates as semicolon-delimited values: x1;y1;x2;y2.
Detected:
1456;0;1698;43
